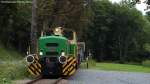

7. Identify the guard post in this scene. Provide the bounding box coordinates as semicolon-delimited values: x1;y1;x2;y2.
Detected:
86;56;89;69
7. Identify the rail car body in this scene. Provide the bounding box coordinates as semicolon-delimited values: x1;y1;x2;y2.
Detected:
26;27;80;77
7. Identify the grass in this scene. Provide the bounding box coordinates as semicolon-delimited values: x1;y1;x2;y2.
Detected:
80;59;150;73
94;63;150;73
142;60;150;67
0;45;22;61
0;45;30;84
0;62;30;84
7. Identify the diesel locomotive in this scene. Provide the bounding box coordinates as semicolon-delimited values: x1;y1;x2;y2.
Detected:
26;27;80;77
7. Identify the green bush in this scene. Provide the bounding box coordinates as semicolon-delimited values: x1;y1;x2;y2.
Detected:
142;60;150;67
0;61;32;84
0;45;23;61
80;59;96;69
0;44;32;83
88;59;96;67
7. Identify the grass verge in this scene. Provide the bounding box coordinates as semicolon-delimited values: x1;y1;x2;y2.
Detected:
0;62;30;84
0;45;30;84
0;45;23;61
80;60;150;73
94;63;150;73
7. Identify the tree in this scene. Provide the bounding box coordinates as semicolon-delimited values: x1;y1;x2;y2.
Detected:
36;0;92;41
146;11;150;21
0;0;31;53
83;0;149;62
31;0;38;54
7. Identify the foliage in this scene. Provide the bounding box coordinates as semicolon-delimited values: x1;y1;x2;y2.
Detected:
119;0;140;8
0;45;22;61
83;0;150;63
146;11;150;22
36;0;93;40
142;60;150;67
0;62;29;83
0;1;31;53
0;45;31;83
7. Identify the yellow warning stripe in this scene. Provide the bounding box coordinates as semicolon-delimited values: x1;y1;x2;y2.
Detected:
38;69;41;73
34;60;41;68
63;60;74;73
28;66;36;75
63;62;67;68
68;66;74;72
35;63;40;69
36;56;39;60
28;63;41;75
63;57;73;68
67;62;76;75
38;69;41;72
36;62;42;68
37;62;42;68
63;59;76;73
69;69;76;76
35;71;39;75
33;64;41;73
34;56;39;60
33;64;38;69
64;71;68;75
30;65;35;71
28;65;40;75
67;57;74;62
63;58;77;76
28;68;35;75
27;55;41;76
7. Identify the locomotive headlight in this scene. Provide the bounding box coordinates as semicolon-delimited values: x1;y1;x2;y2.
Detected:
61;52;65;56
55;28;59;32
59;51;67;64
39;51;43;56
59;55;67;64
26;55;35;63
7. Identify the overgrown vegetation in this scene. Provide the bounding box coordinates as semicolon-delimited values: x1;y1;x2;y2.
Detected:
0;45;30;84
142;60;150;67
0;45;22;61
0;62;30;84
83;0;150;63
80;59;96;69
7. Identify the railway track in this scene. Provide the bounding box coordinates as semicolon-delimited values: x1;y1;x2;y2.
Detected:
53;78;63;84
26;76;66;84
26;76;42;84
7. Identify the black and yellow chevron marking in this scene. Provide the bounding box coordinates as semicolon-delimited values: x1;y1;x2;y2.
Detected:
62;57;77;76
27;55;41;76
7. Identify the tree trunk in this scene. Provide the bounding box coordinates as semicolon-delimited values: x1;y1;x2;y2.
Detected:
118;35;123;63
31;0;37;54
43;19;48;30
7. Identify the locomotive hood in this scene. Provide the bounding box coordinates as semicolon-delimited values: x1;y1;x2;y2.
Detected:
38;35;69;58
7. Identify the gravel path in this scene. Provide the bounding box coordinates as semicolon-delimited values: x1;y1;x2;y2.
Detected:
14;69;150;84
69;69;150;84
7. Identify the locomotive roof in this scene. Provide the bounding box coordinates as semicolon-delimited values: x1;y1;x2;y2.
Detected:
39;35;68;40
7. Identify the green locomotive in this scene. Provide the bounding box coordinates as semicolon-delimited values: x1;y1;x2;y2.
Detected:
26;27;79;77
